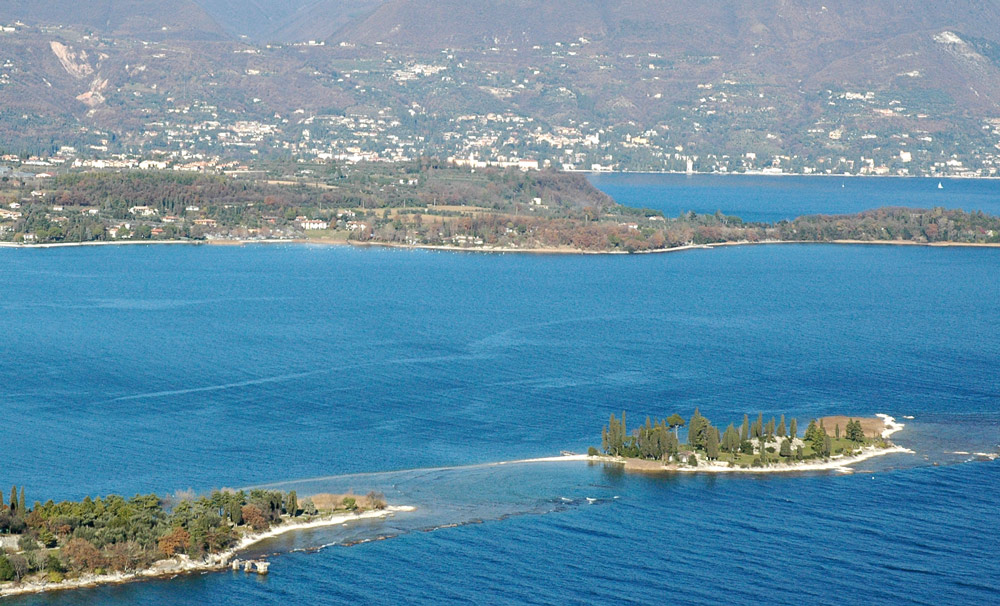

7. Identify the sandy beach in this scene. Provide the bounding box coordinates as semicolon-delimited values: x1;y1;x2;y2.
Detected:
0;506;414;598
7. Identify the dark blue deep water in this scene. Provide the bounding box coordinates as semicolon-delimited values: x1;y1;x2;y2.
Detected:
2;176;999;604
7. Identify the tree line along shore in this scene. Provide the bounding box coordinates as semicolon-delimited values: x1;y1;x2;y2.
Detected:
591;410;894;470
0;487;387;590
1;165;1000;252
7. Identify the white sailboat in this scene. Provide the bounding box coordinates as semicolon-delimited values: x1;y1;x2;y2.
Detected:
938;181;944;189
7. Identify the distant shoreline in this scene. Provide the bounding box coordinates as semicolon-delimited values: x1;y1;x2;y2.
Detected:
2;238;998;254
578;169;1000;181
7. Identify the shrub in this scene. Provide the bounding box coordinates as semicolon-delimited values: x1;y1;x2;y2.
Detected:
341;497;357;511
47;571;64;583
0;556;15;582
687;454;698;467
45;554;65;573
587;446;600;456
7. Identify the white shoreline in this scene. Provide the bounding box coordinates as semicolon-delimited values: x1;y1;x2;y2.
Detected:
0;506;413;598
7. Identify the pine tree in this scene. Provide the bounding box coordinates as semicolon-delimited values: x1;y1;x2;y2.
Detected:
789;418;798;438
667;414;685;441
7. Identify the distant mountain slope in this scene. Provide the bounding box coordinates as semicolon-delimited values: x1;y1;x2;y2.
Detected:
328;0;1000;112
334;0;1000;51
0;0;226;39
194;0;385;41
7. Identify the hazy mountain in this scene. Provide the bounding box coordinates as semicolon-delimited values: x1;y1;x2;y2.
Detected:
333;0;1000;55
192;0;385;41
0;0;226;39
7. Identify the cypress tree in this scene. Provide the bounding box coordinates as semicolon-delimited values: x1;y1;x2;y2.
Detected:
286;491;298;516
722;424;740;453
835;424;841;439
777;415;786;437
18;488;24;514
9;486;15;512
790;418;798;438
766;417;775;439
740;414;749;442
823;434;832;458
705;426;720;460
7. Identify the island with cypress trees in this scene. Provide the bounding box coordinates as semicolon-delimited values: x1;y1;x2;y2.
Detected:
0;486;412;597
587;410;908;472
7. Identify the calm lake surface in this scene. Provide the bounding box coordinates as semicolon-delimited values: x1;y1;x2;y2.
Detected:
2;175;998;604
589;172;1000;222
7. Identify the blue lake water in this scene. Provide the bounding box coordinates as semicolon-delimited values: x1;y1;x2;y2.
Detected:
2;175;999;604
589;173;1000;222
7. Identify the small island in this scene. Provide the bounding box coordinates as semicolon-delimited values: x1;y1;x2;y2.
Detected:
0;487;412;597
587;410;909;473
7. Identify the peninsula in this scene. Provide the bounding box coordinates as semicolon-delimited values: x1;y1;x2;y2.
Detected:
588;410;909;473
2;164;1000;253
0;487;412;597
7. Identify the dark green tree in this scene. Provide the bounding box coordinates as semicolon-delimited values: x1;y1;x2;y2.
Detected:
740;414;749;442
667;414;685;441
777;415;786;438
687;408;708;449
722;424;740;454
601;412;628;456
846;419;865;443
0;556;14;582
789;418;798;438
780;438;791;457
705;426;720;460
17;487;24;514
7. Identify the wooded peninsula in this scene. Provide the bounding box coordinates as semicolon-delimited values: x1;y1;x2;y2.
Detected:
0;487;398;596
1;164;999;252
590;410;905;472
